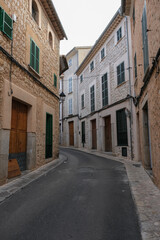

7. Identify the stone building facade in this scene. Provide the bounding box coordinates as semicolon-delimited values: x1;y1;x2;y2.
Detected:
76;9;139;161
122;0;160;187
60;47;91;147
74;10;139;161
0;0;67;184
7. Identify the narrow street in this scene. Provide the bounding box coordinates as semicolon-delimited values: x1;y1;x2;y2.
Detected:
0;148;142;240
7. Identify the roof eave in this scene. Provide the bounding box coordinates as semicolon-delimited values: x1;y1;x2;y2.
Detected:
75;8;123;76
40;0;67;40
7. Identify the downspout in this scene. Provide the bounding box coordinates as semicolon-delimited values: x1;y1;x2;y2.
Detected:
8;28;14;96
125;16;133;160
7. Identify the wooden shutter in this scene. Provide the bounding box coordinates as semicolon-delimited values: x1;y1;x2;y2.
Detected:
0;8;13;39
35;45;39;73
30;39;35;69
102;73;108;107
30;39;39;73
90;85;95;112
116;109;128;146
54;74;57;87
142;5;149;73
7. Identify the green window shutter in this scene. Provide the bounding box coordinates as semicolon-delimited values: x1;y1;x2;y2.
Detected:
0;8;13;39
0;8;4;31
142;5;149;73
54;74;57;87
116;109;128;146
102;73;108;107
45;113;53;159
30;39;39;73
35;45;39;73
134;53;137;78
30;39;35;69
4;11;13;39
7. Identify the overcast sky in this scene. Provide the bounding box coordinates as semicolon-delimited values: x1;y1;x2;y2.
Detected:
52;0;121;55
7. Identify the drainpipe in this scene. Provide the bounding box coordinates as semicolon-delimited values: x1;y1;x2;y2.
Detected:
125;16;133;160
8;29;14;96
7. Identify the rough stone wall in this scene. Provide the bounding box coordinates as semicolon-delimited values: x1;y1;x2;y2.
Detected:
131;0;160;187
0;0;61;183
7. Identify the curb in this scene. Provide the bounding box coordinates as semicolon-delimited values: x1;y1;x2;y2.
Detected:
0;154;67;204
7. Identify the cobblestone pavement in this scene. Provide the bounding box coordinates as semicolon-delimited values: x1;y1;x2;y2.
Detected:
64;147;160;240
0;148;160;240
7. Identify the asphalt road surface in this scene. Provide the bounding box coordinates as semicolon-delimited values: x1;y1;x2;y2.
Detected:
0;148;142;240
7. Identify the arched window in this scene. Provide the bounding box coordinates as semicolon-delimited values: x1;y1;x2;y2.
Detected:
49;32;53;48
32;0;39;25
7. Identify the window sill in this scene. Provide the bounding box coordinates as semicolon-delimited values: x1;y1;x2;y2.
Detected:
28;65;41;78
115;36;124;46
116;80;126;88
100;56;105;62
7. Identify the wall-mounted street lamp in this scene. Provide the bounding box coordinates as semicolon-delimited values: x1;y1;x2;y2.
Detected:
59;91;66;103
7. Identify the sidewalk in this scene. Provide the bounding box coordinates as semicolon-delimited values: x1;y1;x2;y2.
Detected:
0;154;66;204
62;146;160;240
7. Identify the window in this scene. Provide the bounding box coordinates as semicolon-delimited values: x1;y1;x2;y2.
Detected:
117;62;125;85
134;53;137;79
90;61;94;72
68;77;72;93
45;113;53;158
30;38;40;73
32;0;39;25
0;7;13;39
116;109;128;146
54;74;57;87
81;94;84;109
69;99;72;115
102;73;108;107
49;32;53;48
90;85;95;112
142;4;149;73
81;121;85;143
101;48;105;60
68;59;72;67
117;27;122;42
80;74;83;83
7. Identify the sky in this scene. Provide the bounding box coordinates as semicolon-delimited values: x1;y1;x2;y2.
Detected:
52;0;121;55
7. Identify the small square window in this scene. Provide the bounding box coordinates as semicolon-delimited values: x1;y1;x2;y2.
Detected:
101;48;105;60
81;94;84;109
117;27;122;42
68;77;72;93
90;61;94;72
117;62;125;85
68;59;72;67
80;74;83;83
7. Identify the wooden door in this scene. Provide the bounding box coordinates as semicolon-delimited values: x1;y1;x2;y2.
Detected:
92;119;97;149
69;121;74;146
9;100;27;171
105;116;112;152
